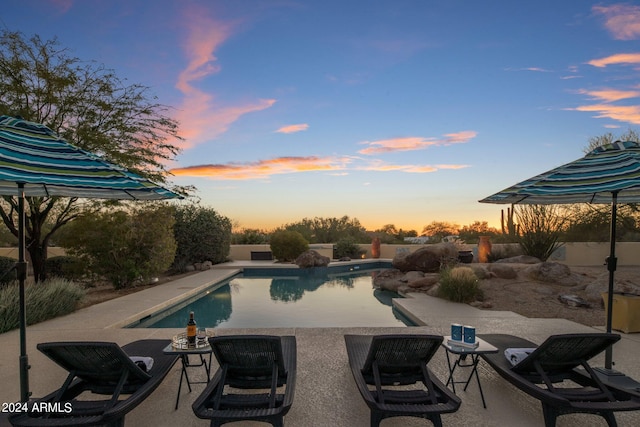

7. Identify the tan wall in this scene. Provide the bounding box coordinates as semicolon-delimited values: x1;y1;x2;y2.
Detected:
228;244;333;261
0;247;66;260
2;243;636;267
231;242;640;266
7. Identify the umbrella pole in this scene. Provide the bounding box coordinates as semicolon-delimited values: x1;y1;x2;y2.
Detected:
605;191;618;370
17;183;30;402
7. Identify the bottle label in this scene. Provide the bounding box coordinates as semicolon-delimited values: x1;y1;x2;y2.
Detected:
187;325;196;337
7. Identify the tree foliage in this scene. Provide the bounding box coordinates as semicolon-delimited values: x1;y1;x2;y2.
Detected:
231;228;270;244
0;31;183;281
281;216;368;243
421;221;459;242
457;221;499;244
563;204;640;242
372;224;418;244
584;129;640;154
58;206;176;289
171;203;232;272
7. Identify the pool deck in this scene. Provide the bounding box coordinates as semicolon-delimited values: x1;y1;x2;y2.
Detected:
2;261;640;426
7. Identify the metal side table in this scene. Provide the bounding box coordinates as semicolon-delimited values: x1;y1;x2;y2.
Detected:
163;342;213;410
442;336;497;409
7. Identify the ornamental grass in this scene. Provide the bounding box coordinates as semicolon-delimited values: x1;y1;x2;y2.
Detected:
0;278;85;333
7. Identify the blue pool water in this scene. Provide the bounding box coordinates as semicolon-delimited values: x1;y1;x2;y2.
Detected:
130;267;412;328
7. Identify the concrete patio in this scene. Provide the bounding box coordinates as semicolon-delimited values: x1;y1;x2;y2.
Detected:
1;265;640;426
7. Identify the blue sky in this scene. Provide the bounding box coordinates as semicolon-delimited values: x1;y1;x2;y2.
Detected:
3;1;640;233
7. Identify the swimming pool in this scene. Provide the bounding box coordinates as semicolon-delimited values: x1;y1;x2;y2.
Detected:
129;266;412;328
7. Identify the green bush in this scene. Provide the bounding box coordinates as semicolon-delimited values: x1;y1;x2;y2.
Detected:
58;206;177;289
45;256;85;281
0;256;16;286
0;278;85;333
171;203;232;272
270;231;309;262
334;238;363;259
437;266;481;303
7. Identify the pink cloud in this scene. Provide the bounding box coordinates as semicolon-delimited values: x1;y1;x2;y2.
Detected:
173;6;276;150
593;4;640;40
573;104;640;125
276;124;309;134
576;88;640;102
359;161;469;173
170;156;351;180
358;131;477;155
588;53;640;68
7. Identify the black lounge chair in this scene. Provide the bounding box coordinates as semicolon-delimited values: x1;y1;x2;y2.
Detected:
479;333;640;427
344;334;461;427
9;339;178;427
192;335;296;427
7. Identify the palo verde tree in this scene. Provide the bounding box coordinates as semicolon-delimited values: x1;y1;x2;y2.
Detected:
0;31;183;281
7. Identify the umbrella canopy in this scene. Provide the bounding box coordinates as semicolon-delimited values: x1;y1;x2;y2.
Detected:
480;141;640;370
0;115;182;402
480;141;640;205
0;115;179;200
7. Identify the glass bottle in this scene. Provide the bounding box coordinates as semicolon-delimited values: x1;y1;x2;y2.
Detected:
186;311;196;347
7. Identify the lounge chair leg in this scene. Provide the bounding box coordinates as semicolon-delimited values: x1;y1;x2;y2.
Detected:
602;411;618;427
428;414;443;427
541;404;557;427
370;411;383;427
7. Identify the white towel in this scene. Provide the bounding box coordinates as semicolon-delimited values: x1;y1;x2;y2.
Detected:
130;356;154;372
504;348;536;366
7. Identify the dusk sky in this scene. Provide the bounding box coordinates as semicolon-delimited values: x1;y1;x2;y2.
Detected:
3;1;640;233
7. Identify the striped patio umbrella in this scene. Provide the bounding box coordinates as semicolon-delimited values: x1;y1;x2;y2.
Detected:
480;140;640;370
0;115;182;402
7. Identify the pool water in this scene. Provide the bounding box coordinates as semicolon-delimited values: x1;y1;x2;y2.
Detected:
131;269;412;328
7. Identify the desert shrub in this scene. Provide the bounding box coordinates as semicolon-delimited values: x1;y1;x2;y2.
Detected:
232;228;269;244
438;266;481;303
0;278;85;333
334;237;364;259
270;231;309;262
516;205;566;261
58;206;177;289
0;256;16;286
172;203;232;272
45;256;85;281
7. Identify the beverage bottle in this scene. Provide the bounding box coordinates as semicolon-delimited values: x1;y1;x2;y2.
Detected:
186;311;196;346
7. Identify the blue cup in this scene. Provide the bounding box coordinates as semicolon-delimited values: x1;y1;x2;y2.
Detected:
463;325;476;344
451;324;463;341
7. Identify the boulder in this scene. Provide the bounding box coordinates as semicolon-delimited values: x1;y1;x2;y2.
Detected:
407;273;440;289
372;269;404;292
487;263;518;279
392;243;457;273
524;262;570;283
400;271;425;283
201;260;213;270
496;255;541;264
584;274;640;302
295;250;330;268
468;264;490;280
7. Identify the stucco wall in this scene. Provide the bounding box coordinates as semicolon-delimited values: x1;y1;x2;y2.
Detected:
230;242;640;266
2;242;637;267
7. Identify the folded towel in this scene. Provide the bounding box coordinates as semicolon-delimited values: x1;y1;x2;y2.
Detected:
130;356;154;372
504;348;536;366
